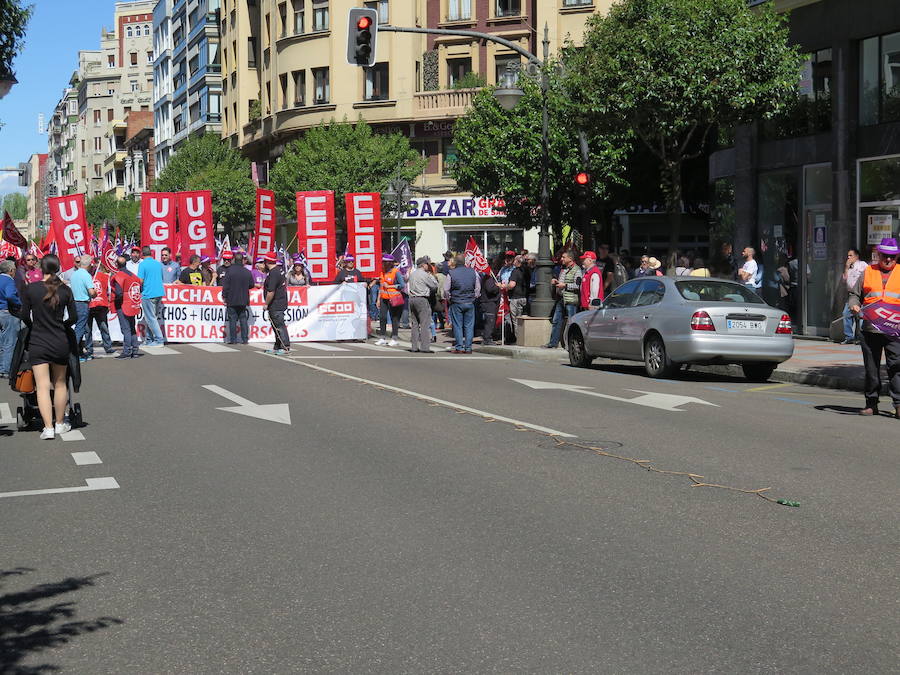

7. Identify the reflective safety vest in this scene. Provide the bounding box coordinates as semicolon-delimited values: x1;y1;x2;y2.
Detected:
862;264;900;307
379;268;401;300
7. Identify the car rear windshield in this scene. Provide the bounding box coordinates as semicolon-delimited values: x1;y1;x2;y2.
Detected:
675;280;765;304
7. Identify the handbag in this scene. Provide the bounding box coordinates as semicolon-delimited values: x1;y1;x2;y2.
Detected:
13;368;35;395
388;292;405;308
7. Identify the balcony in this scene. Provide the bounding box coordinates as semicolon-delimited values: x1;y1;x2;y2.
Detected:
414;88;477;117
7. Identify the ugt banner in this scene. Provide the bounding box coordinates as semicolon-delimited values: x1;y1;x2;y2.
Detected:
93;282;368;343
862;301;900;338
296;191;336;282
255;188;276;257
141;192;177;258
345;192;382;278
177;190;215;260
48;194;88;270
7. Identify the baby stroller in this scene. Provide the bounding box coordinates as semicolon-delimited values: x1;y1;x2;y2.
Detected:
9;325;83;431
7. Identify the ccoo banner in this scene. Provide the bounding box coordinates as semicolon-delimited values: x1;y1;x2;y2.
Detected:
177;190;216;260
48;194;88;270
141;192;177;258
255;188;276;257
296;190;336;282
345;192;383;278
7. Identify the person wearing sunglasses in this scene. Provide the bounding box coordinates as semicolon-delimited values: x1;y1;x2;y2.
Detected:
849;237;900;418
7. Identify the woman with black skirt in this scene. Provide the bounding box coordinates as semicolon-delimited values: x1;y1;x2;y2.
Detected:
20;254;77;440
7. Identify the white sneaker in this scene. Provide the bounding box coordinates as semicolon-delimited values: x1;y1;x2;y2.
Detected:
40;428;55;440
54;422;71;435
375;338;387;345
388;339;398;347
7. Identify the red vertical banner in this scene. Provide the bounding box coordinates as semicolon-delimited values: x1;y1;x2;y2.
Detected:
141;192;177;258
254;188;276;257
345;192;383;278
48;194;88;269
177;190;215;260
296;191;336;282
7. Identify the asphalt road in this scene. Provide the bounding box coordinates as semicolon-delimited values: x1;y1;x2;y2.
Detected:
1;340;897;673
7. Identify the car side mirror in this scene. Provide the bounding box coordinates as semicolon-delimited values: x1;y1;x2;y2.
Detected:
590;298;603;307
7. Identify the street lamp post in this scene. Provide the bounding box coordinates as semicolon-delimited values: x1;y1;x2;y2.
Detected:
384;177;410;251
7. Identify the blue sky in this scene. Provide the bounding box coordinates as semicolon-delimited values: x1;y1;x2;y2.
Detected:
0;1;115;198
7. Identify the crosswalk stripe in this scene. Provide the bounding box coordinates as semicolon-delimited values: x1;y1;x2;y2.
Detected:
354;342;399;352
189;343;239;353
140;345;181;355
0;402;13;425
293;342;352;352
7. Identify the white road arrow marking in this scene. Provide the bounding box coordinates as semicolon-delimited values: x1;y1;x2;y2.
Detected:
0;402;14;425
202;384;292;425
510;379;719;412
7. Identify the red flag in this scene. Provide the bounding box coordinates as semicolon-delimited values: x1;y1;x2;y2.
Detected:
254;188;276;257
246;232;256;261
0;239;20;260
48;194;89;269
496;288;510;328
345;192;383;278
2;211;27;248
296;191;336;282
141;192;177;257
177;190;215;260
464;236;491;275
28;240;43;259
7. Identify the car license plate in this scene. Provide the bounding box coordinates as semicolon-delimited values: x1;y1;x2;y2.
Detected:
727;319;764;331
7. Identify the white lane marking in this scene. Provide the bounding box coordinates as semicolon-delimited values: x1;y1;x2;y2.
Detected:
190;343;239;353
72;451;102;465
511;379;719;412
140;345;181;355
260;354;576;438
0;476;119;499
0;402;13;424
202;384;292;425
283;355;502;360
294;342;352;351
60;430;86;441
244;342;269;349
354;342;398;352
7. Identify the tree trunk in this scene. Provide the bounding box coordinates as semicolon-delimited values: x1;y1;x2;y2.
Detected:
663;159;683;271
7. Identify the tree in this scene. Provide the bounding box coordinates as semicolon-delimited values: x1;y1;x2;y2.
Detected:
268;118;425;226
564;0;803;260
451;69;629;246
85;193;140;238
154;133;255;229
0;1;31;80
2;191;26;219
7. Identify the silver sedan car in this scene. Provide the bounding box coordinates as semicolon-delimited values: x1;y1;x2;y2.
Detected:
566;277;795;381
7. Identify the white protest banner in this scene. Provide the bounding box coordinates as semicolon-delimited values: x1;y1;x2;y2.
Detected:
95;282;368;343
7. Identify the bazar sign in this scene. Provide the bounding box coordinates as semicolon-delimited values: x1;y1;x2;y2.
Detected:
403;197;505;219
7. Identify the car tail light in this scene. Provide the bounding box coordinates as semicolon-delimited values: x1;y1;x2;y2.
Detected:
690;311;715;331
776;314;792;334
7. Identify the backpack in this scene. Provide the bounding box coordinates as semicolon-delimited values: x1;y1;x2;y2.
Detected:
612;262;628;290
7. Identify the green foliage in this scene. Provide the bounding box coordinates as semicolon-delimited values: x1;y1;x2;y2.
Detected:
154;133;255;229
564;0;804;252
451;69;629;239
0;0;32;79
452;71;486;90
268;118;425;224
249;99;261;122
2;191;26;219
85;193;140;237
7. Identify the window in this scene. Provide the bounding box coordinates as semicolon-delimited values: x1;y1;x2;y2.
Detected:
292;69;305;105
447;57;471;88
107;54;115;68
562;0;593;5
108;108;114;121
208;42;220;72
364;0;388;23
495;0;520;16
860;31;900;125
495;54;519;86
292;0;304;33
208;93;221;120
131;80;139;92
633;280;666;307
441;138;457;176
278;2;287;36
248;37;257;67
94;163;102;177
69;100;77;115
144;24;150;36
604;280;641;308
313;66;329;103
93;109;102;125
81;166;86;179
675;280;765;304
312;0;328;31
94;137;102;151
364;62;389;101
126;25;133;38
447;0;471;21
81;140;85;152
279;73;289;108
189;55;199;76
147;50;154;63
130;51;138;65
264;13;270;46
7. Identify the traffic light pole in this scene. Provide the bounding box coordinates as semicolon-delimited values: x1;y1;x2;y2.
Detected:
379;23;556;318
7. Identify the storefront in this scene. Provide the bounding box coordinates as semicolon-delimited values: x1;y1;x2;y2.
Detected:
859;154;900;252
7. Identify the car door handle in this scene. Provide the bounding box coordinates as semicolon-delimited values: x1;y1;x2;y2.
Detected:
643;315;650;320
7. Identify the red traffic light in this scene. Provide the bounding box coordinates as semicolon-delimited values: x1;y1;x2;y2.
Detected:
357;16;372;30
575;171;590;185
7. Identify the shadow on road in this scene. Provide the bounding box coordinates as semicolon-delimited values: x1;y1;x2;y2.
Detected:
577;362;751;384
0;567;122;674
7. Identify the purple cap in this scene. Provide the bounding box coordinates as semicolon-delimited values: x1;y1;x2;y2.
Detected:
344;254;355;262
200;256;210;264
877;237;899;256
382;254;395;262
255;256;264;263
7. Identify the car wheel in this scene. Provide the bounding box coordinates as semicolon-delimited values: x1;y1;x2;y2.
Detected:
568;330;593;368
644;333;677;379
742;362;776;382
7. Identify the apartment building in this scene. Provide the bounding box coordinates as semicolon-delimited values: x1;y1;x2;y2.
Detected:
153;0;223;176
23;153;47;239
219;0;607;257
46;82;80;199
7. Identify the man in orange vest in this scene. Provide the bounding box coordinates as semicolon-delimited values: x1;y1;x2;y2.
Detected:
849;237;900;417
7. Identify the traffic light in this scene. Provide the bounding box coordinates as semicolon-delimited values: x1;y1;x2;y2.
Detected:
347;8;378;67
574;171;591;233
